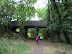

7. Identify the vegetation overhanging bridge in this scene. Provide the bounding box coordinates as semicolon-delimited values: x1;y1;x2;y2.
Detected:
10;20;47;38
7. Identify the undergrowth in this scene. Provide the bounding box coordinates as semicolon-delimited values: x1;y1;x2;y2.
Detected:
0;38;30;54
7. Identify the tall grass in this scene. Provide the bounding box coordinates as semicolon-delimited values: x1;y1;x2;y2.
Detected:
0;38;30;54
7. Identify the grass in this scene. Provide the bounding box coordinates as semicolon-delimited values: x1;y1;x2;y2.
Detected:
44;43;72;54
0;37;31;54
65;44;72;50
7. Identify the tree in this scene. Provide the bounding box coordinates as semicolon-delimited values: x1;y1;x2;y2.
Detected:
46;0;72;44
0;0;16;36
36;7;48;20
0;0;37;38
15;0;37;38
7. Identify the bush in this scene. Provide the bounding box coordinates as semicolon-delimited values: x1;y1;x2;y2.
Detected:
0;38;30;54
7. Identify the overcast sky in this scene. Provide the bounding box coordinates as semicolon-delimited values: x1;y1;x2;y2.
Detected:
34;0;48;9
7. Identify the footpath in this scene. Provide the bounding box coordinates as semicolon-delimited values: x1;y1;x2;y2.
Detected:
25;40;72;54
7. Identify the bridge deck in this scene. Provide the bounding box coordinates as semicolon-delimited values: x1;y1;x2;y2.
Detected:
11;21;47;28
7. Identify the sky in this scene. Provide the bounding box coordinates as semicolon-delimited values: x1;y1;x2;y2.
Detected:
34;0;48;9
15;0;48;21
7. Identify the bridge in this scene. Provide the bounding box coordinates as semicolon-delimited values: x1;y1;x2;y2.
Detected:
10;20;47;38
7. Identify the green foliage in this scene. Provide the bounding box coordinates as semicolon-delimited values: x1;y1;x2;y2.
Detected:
27;28;46;39
0;17;8;35
0;0;37;38
0;17;8;25
15;0;37;38
19;19;26;38
0;38;30;54
36;7;48;39
46;0;72;43
36;7;48;20
0;0;16;36
38;28;46;39
28;28;35;39
15;0;36;20
16;28;20;32
65;44;72;50
0;0;16;19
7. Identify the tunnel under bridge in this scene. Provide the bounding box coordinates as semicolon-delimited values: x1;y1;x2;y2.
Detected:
10;21;47;38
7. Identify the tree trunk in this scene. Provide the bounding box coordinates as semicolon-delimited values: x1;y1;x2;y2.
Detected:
25;28;28;39
57;30;61;42
63;31;71;44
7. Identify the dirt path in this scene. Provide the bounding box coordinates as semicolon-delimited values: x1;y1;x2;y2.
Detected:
25;40;72;54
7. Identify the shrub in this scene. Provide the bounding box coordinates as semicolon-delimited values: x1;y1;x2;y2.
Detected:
0;38;30;54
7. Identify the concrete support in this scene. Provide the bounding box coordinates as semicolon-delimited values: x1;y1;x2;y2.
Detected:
35;27;39;37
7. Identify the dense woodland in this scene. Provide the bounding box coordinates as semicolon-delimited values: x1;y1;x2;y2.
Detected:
46;0;72;44
0;0;72;44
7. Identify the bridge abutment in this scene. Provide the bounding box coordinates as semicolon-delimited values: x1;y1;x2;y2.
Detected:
35;27;39;37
